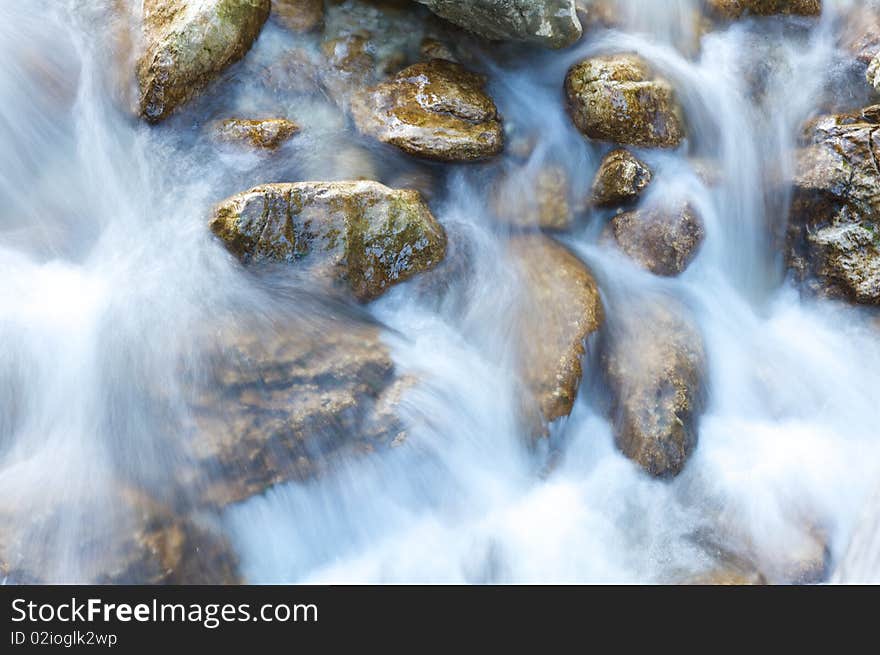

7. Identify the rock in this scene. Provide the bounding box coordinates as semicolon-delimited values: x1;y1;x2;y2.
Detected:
272;0;323;32
351;60;504;162
508;235;604;424
210;181;447;301
212;118;299;149
601;300;706;477
415;0;582;49
492;164;573;231
137;0;271;123
591;149;653;207
867;57;880;95
840;4;880;66
606;203;704;276
420;37;458;63
565;54;685;149
179;321;409;507
706;0;822;20
683;567;766;585
787;106;880;304
0;488;239;584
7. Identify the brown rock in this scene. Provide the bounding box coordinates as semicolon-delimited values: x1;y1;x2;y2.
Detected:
509;235;604;424
591;149;653;207
706;0;822;19
601;299;706;477
210;181;447;301
272;0;323;32
212;118;299;149
566;54;685;149
493;164;573;231
179;321;409;507
137;0;271;123
351;60;503;162
606;203;704;276
787;106;880;304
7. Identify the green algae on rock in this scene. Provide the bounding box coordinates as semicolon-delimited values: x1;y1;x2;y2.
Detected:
210;181;447;301
351;60;503;162
137;0;270;123
565;53;685;149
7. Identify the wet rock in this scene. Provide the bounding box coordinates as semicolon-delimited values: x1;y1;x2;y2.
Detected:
683;567;766;585
787;106;880;304
212;118;299;149
0;489;239;584
591;149;653;207
180;322;409;507
137;0;271;123
508;235;604;424
606;203;704;276
272;0;323;32
351;60;504;162
840;4;880;66
565;54;685;149
706;0;822;20
601;300;706;477
420;37;458;63
415;1;582;49
492;164;574;231
210;181;447;301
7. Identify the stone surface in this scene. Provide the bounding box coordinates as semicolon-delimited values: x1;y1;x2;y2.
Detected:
492;164;573;230
601;300;706;477
508;235;604;424
351;60;503;162
212;118;299;149
272;0;323;32
0;489;239;584
706;0;822;19
210;181;447;301
591;149;653;207
137;0;271;123
787;106;880;304
416;0;582;49
565;54;685;149
606;203;704;276
179;321;409;507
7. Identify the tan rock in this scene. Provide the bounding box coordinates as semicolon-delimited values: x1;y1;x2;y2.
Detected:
706;0;822;19
493;164;573;231
591;149;653;207
606;203;704;276
787;106;880;304
509;235;604;424
272;0;323;32
351;60;503;162
179;321;409;507
137;0;271;123
210;181;447;301
565;54;685;149
212;117;299;149
601;299;706;477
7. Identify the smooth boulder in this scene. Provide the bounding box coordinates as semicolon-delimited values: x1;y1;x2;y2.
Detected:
591;149;653;207
137;0;270;122
606;203;704;276
601;299;706;477
492;164;574;230
787;106;880;304
416;1;582;49
351;60;504;161
212;118;299;149
565;54;685;149
509;235;604;425
210;181;447;301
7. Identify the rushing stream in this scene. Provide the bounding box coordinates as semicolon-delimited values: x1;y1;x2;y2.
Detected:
2;0;880;584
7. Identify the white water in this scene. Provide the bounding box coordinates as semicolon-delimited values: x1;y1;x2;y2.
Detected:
2;0;879;583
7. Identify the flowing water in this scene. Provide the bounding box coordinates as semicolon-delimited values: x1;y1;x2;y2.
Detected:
2;0;880;583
